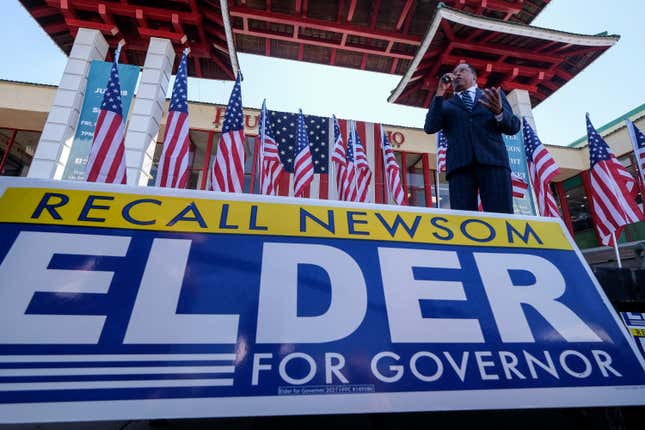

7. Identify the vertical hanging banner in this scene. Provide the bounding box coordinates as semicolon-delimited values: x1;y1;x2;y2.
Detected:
0;176;644;424
62;60;139;180
504;129;536;215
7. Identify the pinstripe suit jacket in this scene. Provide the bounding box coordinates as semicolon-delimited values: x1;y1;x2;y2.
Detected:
424;88;520;177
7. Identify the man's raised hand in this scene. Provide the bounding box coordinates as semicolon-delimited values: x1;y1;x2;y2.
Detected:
479;87;503;115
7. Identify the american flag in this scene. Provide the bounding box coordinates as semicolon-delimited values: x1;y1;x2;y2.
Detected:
478;173;528;212
293;109;314;197
268;110;329;198
586;113;644;246
381;124;405;205
256;113;388;201
437;130;447;172
211;73;245;192
86;46;127;184
331;115;354;200
626;119;645;188
156;50;190;188
340;119;359;201
350;120;372;202
511;173;529;199
522;118;560;217
259;100;282;195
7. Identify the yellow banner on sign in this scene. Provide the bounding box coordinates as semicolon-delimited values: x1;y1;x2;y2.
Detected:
0;187;572;250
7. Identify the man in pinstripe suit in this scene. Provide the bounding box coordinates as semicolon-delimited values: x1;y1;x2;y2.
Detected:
424;63;520;213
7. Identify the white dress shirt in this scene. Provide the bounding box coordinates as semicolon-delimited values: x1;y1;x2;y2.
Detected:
456;85;504;121
456;85;477;103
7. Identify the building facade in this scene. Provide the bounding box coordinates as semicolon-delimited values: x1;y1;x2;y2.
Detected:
1;78;644;260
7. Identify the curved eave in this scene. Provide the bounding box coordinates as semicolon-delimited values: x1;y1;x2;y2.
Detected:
388;6;619;107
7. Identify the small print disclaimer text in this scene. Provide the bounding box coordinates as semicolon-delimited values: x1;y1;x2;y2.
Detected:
278;385;376;396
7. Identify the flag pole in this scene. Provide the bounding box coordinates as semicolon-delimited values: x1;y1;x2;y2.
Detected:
526;172;540;216
258;99;266;193
600;164;623;269
331;115;338;201
114;39;125;64
114;46;122;63
626;119;645;189
351;120;359;200
380;125;391;204
588;113;625;268
435;169;440;208
611;232;622;268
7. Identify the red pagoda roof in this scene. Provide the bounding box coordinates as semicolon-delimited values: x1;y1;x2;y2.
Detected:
19;1;617;108
388;5;619;107
227;0;551;75
19;0;240;80
20;0;551;78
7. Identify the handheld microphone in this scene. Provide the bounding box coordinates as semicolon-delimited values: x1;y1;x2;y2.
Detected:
441;74;452;84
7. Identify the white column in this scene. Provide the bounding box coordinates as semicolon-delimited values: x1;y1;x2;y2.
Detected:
124;38;175;186
507;88;540;214
507;89;536;131
28;28;108;179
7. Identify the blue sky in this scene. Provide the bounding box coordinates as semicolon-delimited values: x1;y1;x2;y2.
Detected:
1;0;643;146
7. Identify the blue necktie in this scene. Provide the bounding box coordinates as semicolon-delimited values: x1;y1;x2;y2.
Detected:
460;91;473;111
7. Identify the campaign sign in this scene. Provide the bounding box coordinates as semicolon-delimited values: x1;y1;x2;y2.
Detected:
0;177;644;423
621;312;645;358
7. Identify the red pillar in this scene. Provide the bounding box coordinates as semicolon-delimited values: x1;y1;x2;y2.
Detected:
374;126;384;204
278;171;291;196
555;181;574;236
250;136;260;194
434;171;441;209
0;129;18;175
422;154;432;208
581;171;603;244
400;151;409;205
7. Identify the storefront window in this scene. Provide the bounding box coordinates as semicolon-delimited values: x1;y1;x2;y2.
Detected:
148;129;209;189
618;154;645;242
562;175;598;249
435;171;450;209
202;132;257;193
204;131;219;190
392;152;405;204
0;128;13;174
384;151;410;205
406;155;426;207
618;154;643;205
243;135;257;194
0;129;40;177
550;182;564;215
187;130;210;189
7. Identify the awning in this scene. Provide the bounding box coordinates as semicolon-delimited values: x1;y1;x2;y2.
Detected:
388;5;619;107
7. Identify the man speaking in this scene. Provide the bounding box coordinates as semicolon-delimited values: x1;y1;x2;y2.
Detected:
424;63;520;213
